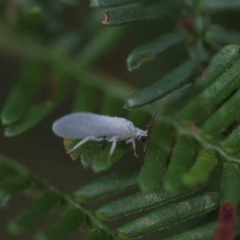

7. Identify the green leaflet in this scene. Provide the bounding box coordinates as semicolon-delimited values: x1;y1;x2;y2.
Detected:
75;27;125;68
74;170;139;203
35;208;85;240
205;25;240;46
220;163;240;206
125;60;198;109
88;229;110;240
64;139;84;161
171;44;239;108
138;122;173;193
81;142;106;169
0;155;29;176
180;57;240;123
118;192;219;239
202;89;240;139
0;176;32;195
92;142;129;173
90;0;139;7
164;135;195;193
182;149;217;187
166;218;240;240
104;0;180;26
8;192;62;235
0;154;115;239
53;10;103;52
4;79;72;137
201;0;240;10
0;162;18;182
127;29;188;71
1;61;47;125
222;127;240;153
96;188;198;221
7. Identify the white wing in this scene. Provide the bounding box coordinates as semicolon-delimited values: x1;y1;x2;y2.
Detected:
52;112;136;139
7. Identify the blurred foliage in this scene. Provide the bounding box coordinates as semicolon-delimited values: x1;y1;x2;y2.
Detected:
1;0;240;239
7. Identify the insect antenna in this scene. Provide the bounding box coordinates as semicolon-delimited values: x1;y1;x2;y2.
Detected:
146;84;192;132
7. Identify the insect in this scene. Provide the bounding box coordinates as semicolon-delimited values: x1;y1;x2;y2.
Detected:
52;88;186;157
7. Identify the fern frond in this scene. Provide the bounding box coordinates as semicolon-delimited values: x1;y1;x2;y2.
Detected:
2;1;240;239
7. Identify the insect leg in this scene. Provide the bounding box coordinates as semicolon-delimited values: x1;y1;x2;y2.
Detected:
125;138;138;158
68;137;104;153
108;137;118;156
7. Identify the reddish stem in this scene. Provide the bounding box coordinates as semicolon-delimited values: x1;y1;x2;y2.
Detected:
216;203;237;240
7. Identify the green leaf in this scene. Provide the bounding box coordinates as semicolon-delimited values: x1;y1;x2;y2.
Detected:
127;29;188;71
205;25;240;46
118;192;219;239
1;61;47;125
222;127;240;153
92;142;129;173
4;78;72;137
88;229;110;240
8;192;62;235
166;218;240;240
81;142;106;168
0;176;32;195
220;163;240;206
0;155;29;176
90;0;139;7
64;136;105;165
35;208;85;240
0;162;18;182
181;57;240;123
182;149;217;187
125;60;199;109
96;188;198;221
202;89;240;139
164;135;195;193
75;27;125;68
104;1;180;26
138;122;173;193
63;139;84;161
173;44;239;107
201;0;240;11
53;11;102;52
74;170;139;203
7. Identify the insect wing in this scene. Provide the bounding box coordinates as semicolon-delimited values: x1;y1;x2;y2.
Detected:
52;113;133;139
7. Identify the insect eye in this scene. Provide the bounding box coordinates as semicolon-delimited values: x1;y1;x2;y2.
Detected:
140;136;147;143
